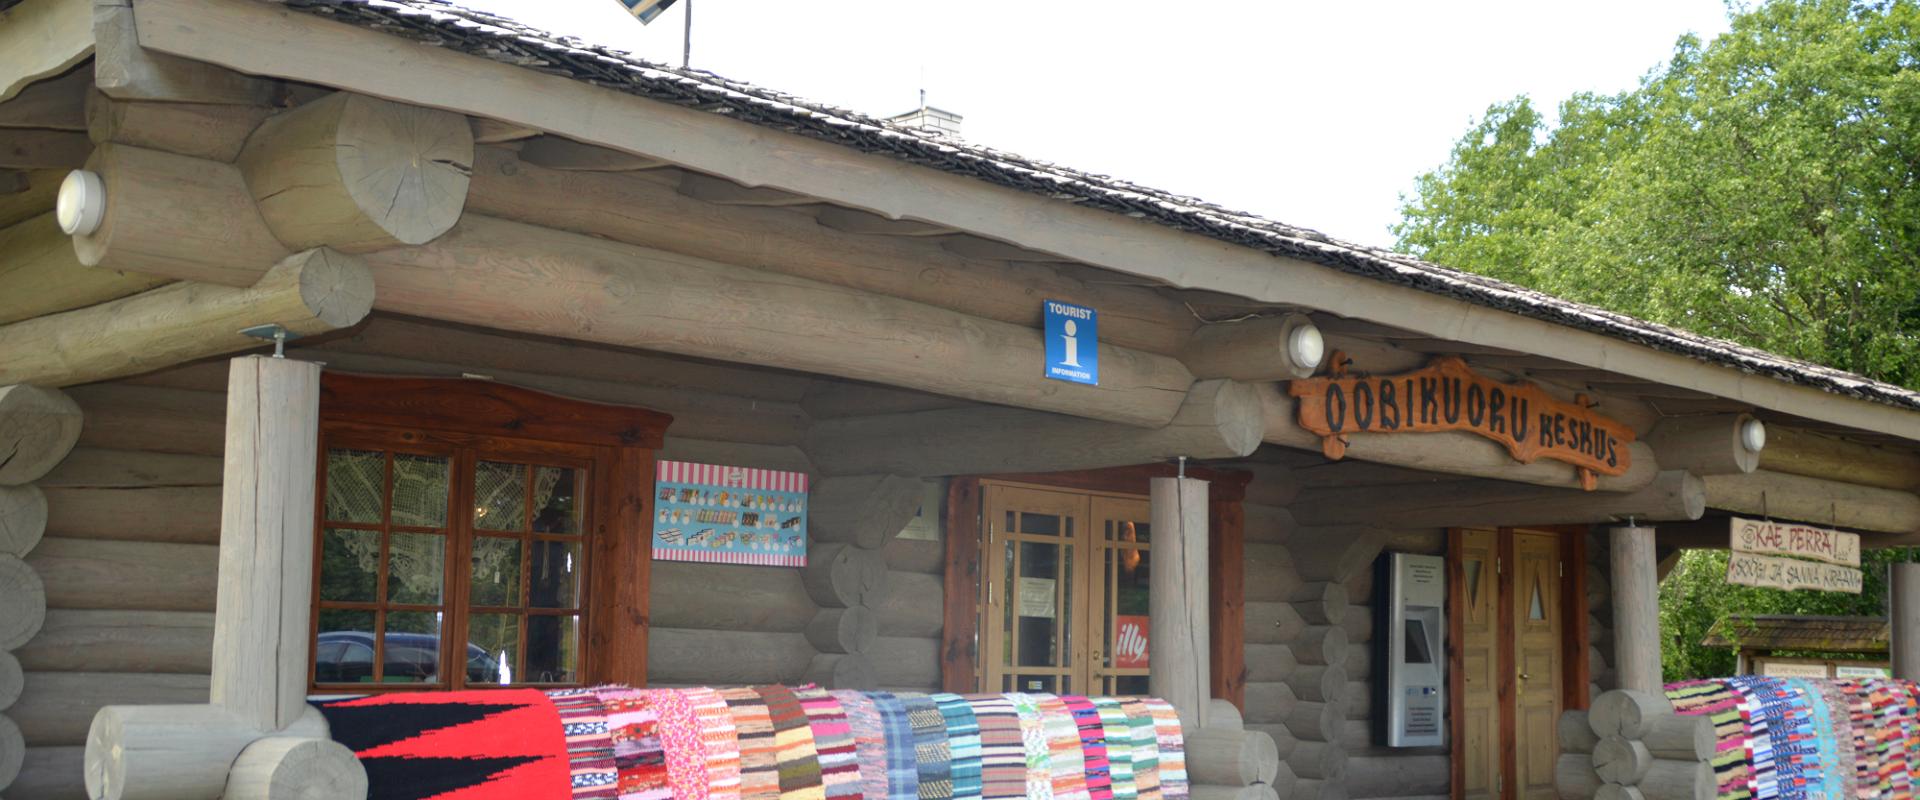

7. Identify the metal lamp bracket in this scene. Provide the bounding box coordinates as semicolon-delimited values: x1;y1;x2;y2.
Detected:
239;324;299;358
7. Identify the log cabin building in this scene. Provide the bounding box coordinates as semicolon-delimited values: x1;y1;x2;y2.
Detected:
2;0;1919;798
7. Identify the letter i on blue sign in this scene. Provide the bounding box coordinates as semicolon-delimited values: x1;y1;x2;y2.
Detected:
1043;300;1099;385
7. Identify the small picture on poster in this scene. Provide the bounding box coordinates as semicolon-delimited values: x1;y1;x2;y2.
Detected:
653;461;809;567
1114;615;1149;669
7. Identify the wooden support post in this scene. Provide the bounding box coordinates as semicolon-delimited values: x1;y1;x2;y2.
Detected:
0;248;373;388
1609;527;1662;693
210;355;321;731
1150;474;1210;729
1893;563;1920;681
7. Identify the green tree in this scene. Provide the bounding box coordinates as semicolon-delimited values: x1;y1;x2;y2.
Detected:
1658;548;1908;681
1395;0;1920;387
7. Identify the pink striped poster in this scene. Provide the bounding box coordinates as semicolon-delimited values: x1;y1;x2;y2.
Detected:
652;460;809;567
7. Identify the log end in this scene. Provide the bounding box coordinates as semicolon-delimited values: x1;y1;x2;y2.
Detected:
225;736;369;800
0;385;84;486
0;555;47;650
283;248;376;330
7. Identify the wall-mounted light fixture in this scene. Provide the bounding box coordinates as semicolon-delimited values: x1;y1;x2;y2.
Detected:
55;170;105;236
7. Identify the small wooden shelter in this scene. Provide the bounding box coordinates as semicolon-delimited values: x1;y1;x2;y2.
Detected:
2;0;1920;798
1702;614;1893;678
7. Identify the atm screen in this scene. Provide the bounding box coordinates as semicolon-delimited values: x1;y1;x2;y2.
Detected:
1403;619;1434;664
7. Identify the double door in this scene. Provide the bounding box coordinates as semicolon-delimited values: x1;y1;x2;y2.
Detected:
980;482;1153;695
1453;528;1573;800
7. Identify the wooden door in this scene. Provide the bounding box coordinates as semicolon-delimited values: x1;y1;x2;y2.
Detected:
1090;496;1152;696
1449;528;1580;800
983;484;1091;694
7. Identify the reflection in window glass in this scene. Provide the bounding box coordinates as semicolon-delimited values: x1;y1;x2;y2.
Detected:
388;532;446;605
474;461;527;531
315;609;376;684
532;466;580;534
383;612;442;684
470;536;523;607
530;540;581;609
468;613;521;685
319;529;379;602
325;449;385;524
390;454;450;527
526;615;579;684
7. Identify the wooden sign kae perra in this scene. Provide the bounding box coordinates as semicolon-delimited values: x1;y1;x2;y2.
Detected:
1288;356;1634;490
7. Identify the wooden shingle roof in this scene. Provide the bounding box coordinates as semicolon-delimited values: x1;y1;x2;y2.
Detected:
1702;615;1890;653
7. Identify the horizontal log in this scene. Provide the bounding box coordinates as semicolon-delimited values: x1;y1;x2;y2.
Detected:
1644;414;1759;476
1640;759;1713;800
0;383;83;486
1590;691;1673;740
1245;601;1304;644
13;671;210;745
1642;713;1713;761
1760;425;1920;492
1285;700;1343;743
805;607;877;655
86;92;278;162
37;448;224;489
12;745;83;799
801;543;889;609
804;653;878;690
1598;785;1648;800
0;129;88;169
1242;680;1297;726
1345;754;1449;799
1240;463;1301;508
1293;626;1348;667
650;561;814;632
1288;739;1347;781
463;146;1199;355
1593;735;1652;785
1245;643;1297;684
1243;502;1297;544
521;136;667;171
1559;710;1600;753
1182;314;1320;382
0;67;86;130
0;649;17;710
25;537;219;612
1285;664;1347;704
1344;681;1371;720
882;536;944;575
14;609;214;674
1343;604;1373;642
1244;543;1301;603
92;5;276;105
0;168;60;230
0;212;170;326
805;378;1261;478
1293;583;1349;626
1294;471;1706;528
875;571;943;638
0;484;47;556
647;628;813;686
1189;783;1281;800
0;249;375;388
68;384;225;457
1185;726;1281;786
810;474;922;550
1557;754;1602;800
869;635;940;691
1289;527;1388;583
1703;470;1920;536
1345;644;1373;680
1262;386;1660;491
0;714;19;789
72;144;287;285
84;704;329;800
1;553;46;649
44;485;221;544
1207;698;1245;732
1245;722;1298;762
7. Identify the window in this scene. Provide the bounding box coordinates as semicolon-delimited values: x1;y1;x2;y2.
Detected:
311;373;670;692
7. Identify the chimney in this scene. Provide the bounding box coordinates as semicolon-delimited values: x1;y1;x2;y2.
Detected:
888;90;962;139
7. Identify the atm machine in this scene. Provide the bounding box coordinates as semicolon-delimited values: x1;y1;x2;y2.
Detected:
1376;552;1446;747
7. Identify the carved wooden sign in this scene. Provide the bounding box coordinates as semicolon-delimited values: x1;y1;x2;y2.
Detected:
1729;517;1860;567
1287;356;1635;489
1725;551;1863;594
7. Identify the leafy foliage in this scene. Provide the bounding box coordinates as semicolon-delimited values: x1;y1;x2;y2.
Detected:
1658;548;1910;681
1395;0;1920;387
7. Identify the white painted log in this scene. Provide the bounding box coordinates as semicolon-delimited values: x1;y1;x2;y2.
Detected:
1292;626;1348;667
209;356;319;732
1207;698;1246;732
648;628;813;685
84;703;329;800
1559;710;1600;753
11;745;81;799
1242;681;1297;726
15;609;214;674
1261;388;1660;491
237;91;473;252
71;144;287;285
0;213;170;326
0;249;375;388
1245;643;1297;684
1284;664;1346;704
0;714;21;789
0;553;45;649
0;484;47;556
1242;502;1297;544
1608;529;1662;693
0;384;82;486
1150;476;1210;728
1639;760;1714;800
1895;563;1920;681
1188;783;1281;800
1284;700;1342;743
1344;754;1450;798
804;653;878;690
1182;313;1320;381
1582;686;1674;736
15;672;212;746
1292;582;1349;626
1761;425;1920;492
1288;527;1388;583
805;607;878;655
1245;601;1305;644
1703;470;1920;535
1593;736;1653;785
1641;714;1713;761
1556;754;1602;800
1287;739;1346;781
1644;414;1760;476
809;474;923;550
223;736;367;800
1597;785;1648;800
1293;471;1707;528
804;378;1262;477
801;543;888;609
651;561;815;633
86;92;278;163
874;571;944;638
0;650;19;711
43;485;221;544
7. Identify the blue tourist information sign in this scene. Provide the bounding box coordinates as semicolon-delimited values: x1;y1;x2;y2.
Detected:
1043;300;1098;385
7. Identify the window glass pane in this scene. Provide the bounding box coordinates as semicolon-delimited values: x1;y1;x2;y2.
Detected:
388;532;446;605
1016;541;1060;667
1122;519;1150;544
390;454;450;527
1114;675;1150;696
1001;539;1015;667
315;609;376;683
383;611;442;684
319;528;379;602
1117;548;1150;616
1018;513;1061;536
325;449;385;524
474;461;527;531
525;614;579;684
470;536;524;607
468;613;521;685
1464;559;1483;610
530;540;582;609
532;466;581;534
1016;674;1056;693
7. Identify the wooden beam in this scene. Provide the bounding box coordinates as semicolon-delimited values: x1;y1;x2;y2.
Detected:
1760;425;1920;492
0;168;58;229
1643;414;1760;475
803;378;1262;476
94;3;271;105
942;235;1064;262
0;248;374;387
677;172;817;206
74;143;289;285
0;0;92;105
1260;383;1661;491
0;212;171;325
0;128;88;169
1182;313;1316;381
363;214;1195;427
468;116;539;144
518;134;667;172
1292;470;1705;528
0;65;87;130
815;206;953;236
86;91;277;162
1702;470;1920;535
128;0;1920;441
236;91;473;252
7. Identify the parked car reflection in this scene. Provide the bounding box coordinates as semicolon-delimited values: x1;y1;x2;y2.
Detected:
314;631;500;684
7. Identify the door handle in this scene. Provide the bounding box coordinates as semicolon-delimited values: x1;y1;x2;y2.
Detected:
1518;672;1532;681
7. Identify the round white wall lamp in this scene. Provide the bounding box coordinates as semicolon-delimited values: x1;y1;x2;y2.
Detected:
1740;417;1768;453
1286;319;1325;374
56;170;106;236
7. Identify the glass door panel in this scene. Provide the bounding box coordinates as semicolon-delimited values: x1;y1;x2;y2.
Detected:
983;485;1088;694
1092;496;1152;696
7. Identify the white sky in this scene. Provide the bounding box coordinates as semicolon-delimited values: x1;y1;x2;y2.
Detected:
455;1;1732;248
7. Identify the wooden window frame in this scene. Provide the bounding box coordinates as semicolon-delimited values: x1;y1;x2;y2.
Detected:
311;372;671;693
941;464;1251;708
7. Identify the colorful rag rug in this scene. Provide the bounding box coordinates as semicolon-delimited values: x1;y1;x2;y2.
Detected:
311;686;1192;800
1665;676;1920;800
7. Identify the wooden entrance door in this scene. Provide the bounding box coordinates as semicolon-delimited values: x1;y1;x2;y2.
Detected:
981;482;1151;694
1449;528;1584;800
